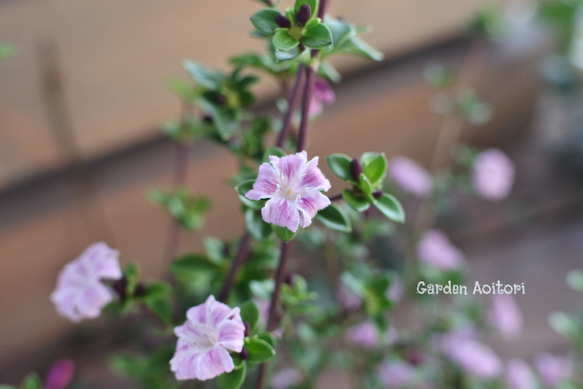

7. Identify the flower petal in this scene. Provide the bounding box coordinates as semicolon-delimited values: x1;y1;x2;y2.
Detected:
246;163;280;200
77;283;113;319
206;296;234;327
262;197;300;232
194;347;235;381
218;319;246;352
299;157;331;191
297;191;330;228
274;151;307;182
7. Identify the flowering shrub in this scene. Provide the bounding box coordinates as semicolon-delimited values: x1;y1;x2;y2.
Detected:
5;1;583;389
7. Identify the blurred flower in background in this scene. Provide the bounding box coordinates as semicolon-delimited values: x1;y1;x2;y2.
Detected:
389;157;433;197
472;148;515;201
417;230;464;270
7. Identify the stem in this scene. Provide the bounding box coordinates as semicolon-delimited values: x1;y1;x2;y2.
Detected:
218;232;252;302
276;65;305;148
256;241;292;389
328;193;343;202
296;66;315;153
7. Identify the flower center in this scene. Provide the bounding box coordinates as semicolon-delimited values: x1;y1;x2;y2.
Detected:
192;324;220;349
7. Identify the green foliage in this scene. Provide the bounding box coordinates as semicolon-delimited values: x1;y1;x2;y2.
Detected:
110;348;178;389
240;300;261;330
424;63;456;89
245;336;277;363
19;375;42;389
301;23;333;49
251;9;282;35
0;44;15;60
327;154;354;182
149;188;211;230
217;360;247;389
372;193;405;223
272;225;297;241
317;203;352;232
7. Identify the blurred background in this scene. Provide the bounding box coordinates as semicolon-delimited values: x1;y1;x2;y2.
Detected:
2;0;583;386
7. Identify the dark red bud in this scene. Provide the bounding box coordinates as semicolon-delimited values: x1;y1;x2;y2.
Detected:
284;273;295;286
112;277;128;300
202;115;213;123
275;14;292;29
350;159;363;181
295;4;311;27
406;349;424;366
214;94;227;106
244;322;251;337
373;189;383;199
239;348;249;360
134;283;146;297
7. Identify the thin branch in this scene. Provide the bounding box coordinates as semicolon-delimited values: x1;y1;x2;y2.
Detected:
296;66;315;153
218;232;252;302
276;65;305;148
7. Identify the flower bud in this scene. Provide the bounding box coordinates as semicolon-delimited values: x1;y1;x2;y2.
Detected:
214;94;227;106
239;348;249;360
284;273;295;286
244;321;251;337
350;158;363;181
202;114;213;123
112;277;128;300
275;14;292;29
373;189;383;199
295;4;312;27
134;283;146;297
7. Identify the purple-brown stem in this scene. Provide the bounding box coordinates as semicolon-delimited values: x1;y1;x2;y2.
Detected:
276;64;305;148
217;232;252;302
267;241;292;331
296;66;315;153
328;193;343;202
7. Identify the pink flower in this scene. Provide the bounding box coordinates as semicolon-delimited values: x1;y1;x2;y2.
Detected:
308;78;336;117
170;295;245;381
389;157;432;197
417;230;464;270
387;278;403;303
377;360;415;388
506;359;536;389
336;284;362;311
472;148;515;201
533;353;571;388
271;368;303;389
50;242;122;322
345;321;379;349
45;359;75;389
437;330;501;379
245;151;331;232
490;294;523;338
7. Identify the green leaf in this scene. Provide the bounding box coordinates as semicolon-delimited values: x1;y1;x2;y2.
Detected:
273;31;300;51
142;282;171;300
358;174;373;196
20;374;42;389
566;270;583;293
212;107;241;140
170;253;219;274
361;152;387;185
275;47;302;62
272;225;297;242
124;263;140;296
0;44;14;60
250;9;281;35
0;385;17;389
342;189;370;212
245;337;277;363
302;23;333;49
144;297;172;324
327;154;353;181
294;0;317;16
337;35;384;61
318;61;341;83
240;301;260;330
217;360;247;389
245;209;272;241
317;204;351;232
373;193;405;222
183;61;222;89
323;17;355;53
236;180;264;210
263;146;286;161
549;311;581;342
257;332;278;347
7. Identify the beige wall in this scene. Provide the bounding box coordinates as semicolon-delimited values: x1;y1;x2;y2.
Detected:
0;0;501;189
